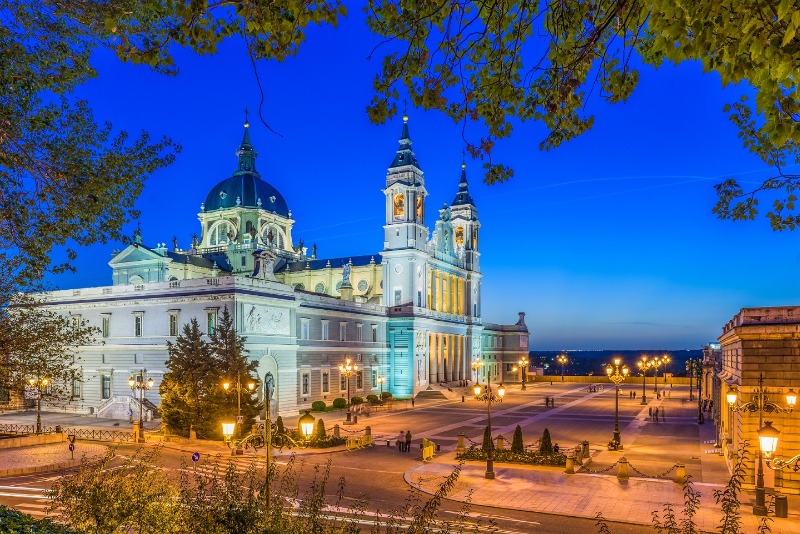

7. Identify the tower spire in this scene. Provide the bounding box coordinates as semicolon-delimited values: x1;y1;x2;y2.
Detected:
452;161;475;207
235;111;258;175
389;114;421;169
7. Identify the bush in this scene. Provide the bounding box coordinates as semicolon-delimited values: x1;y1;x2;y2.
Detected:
511;425;524;454
539;428;553;455
366;394;381;404
275;416;285;434
482;426;493;452
456;445;566;467
380;391;393;401
351;396;364;405
332;397;347;409
0;506;77;533
314;419;326;439
311;400;326;411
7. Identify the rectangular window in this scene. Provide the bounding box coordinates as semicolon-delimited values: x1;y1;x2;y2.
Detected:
72;377;81;399
101;315;110;338
371;369;377;387
301;372;310;396
356;324;363;342
206;311;217;335
321;320;329;341
356;370;363;389
340;373;347;391
101;375;111;399
301;318;310;340
241;256;246;267
72;314;81;333
371;324;378;342
133;312;143;337
417;291;422;307
339;322;347;342
168;313;179;337
322;370;329;394
394;290;401;305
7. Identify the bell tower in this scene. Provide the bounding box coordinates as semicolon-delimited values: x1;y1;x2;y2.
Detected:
449;162;480;272
383;115;428;252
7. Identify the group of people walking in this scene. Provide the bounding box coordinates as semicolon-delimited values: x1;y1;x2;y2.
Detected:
648;406;663;421
544;396;556;407
397;430;412;452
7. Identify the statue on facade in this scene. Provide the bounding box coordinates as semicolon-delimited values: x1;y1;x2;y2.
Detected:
192;234;198;249
172;236;178;251
312;243;317;258
267;229;274;246
342;263;351;285
249;226;257;242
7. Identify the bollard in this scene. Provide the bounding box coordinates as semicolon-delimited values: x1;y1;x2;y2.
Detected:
582;440;589;457
353;415;358;424
496;435;505;450
462;395;465;402
674;462;686;484
775;495;788;518
365;426;371;437
564;454;575;474
574;445;583;464
333;424;340;438
617;457;629;479
456;433;465;453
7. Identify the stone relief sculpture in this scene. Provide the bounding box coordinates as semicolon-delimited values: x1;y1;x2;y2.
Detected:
245;304;290;335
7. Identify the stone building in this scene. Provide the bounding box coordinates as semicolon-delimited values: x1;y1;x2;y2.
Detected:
716;306;800;494
22;115;529;420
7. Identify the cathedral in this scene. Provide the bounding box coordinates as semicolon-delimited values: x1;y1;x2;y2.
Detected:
39;116;529;419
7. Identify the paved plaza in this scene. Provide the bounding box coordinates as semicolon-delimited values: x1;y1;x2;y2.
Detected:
2;380;798;533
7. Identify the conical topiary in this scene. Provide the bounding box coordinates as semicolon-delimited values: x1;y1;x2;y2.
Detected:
539;427;553;455
315;419;326;439
482;426;493;452
511;425;524;453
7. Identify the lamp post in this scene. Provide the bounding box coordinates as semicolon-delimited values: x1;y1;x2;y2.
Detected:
726;373;796;516
606;358;629;449
222;371;256;440
472;358;482;385
518;357;529;390
27;376;50;434
557;354;568;382
661;355;671;387
473;360;505;480
651;356;661;395
339;357;358;423
298;410;316;440
377;376;385;400
129;370;153;443
686;358;699;401
263;371;275;509
637;357;649;405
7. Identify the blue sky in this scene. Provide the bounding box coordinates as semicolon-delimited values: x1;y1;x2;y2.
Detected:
47;9;799;350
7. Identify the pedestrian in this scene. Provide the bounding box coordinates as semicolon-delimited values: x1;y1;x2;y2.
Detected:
655;407;660;422
661;407;665;419
405;430;412;453
553;443;560;454
633;391;637;399
398;431;404;452
649;407;653;419
411;398;415;408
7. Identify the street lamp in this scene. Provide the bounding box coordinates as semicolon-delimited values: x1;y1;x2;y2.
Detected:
377;376;385;400
472;358;483;385
27;376;50;434
339;357;358;423
637;356;651;405
221;421;236;444
474;369;505;480
661;355;671;387
605;358;629;450
263;371;275;509
518;357;529;390
298;410;316;440
557;354;568;381
129;370;154;443
222;371;256;440
726;373;796;516
686;357;700;401
651;356;662;395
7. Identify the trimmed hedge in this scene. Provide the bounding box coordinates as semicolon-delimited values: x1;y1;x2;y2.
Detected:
311;400;326;411
332;397;347;409
351;396;364;405
456;445;566;467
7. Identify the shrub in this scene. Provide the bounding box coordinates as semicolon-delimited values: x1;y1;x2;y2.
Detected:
380;391;393;401
511;425;524;453
351;396;364;405
332;397;347;409
314;419;326;439
275;416;285;434
456;445;566;467
482;426;492;452
539;428;553;455
311;400;326;411
366;394;381;404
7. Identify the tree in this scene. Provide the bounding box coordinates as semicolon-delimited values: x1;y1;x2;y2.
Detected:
0;293;98;432
160;318;217;438
481;425;493;452
511;425;525;454
539;428;554;456
210;308;261;437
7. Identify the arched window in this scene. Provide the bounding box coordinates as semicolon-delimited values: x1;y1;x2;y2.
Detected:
261;225;285;249
394;194;405;217
455;227;464;245
209;221;232;246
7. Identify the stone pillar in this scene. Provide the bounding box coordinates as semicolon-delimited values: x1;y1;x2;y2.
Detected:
456;433;465;453
565;454;575;474
582;440;590;457
617;457;629;480
574;445;583;464
333;424;340;438
436;333;444;382
429;333;437;383
496;435;505;450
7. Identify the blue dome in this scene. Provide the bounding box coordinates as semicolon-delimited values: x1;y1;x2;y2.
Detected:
203;122;291;217
204;173;290;216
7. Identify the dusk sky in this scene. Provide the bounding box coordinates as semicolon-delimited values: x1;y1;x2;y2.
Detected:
46;8;799;350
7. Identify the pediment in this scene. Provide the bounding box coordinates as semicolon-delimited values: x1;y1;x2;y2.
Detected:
108;245;168;267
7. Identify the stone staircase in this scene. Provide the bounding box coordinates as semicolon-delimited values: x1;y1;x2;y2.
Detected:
415;383;469;401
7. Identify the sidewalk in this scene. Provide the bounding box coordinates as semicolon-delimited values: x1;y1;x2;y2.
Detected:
0;442;108;477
